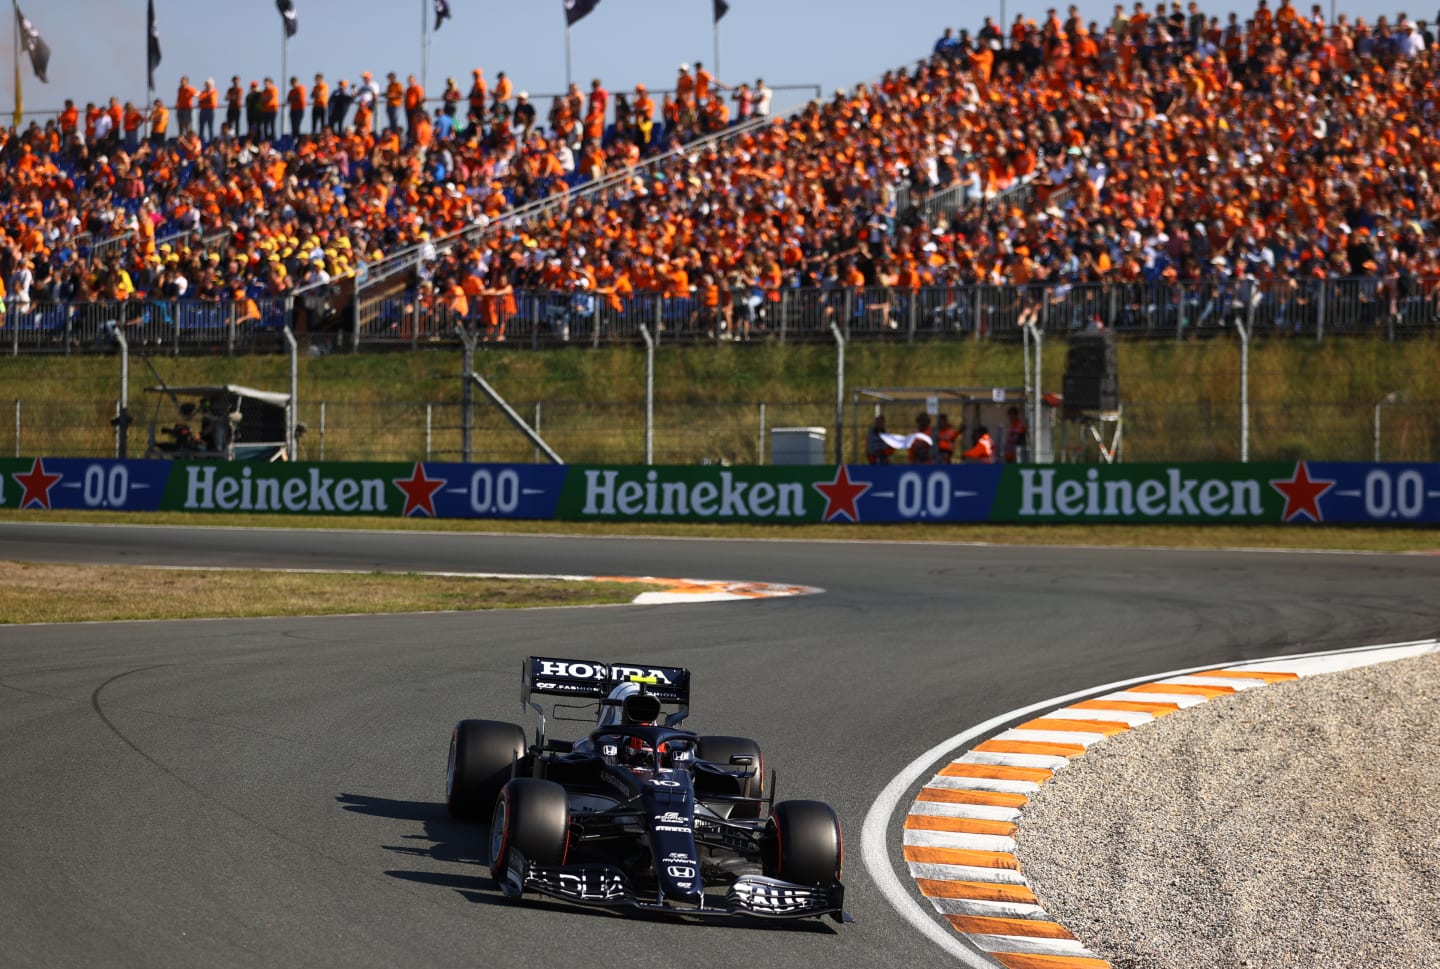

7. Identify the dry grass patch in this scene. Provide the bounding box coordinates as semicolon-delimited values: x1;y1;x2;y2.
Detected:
0;561;660;624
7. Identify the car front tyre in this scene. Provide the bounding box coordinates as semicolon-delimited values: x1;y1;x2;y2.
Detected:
762;800;842;887
446;719;526;822
488;778;569;895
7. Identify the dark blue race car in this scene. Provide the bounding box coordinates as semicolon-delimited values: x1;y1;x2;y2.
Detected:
445;656;850;923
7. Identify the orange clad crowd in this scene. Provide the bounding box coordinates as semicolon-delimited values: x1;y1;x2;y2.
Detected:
0;61;761;311
1;2;1436;331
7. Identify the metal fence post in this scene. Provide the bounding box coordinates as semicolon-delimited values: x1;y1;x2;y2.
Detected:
758;403;766;465
907;289;917;343
283;326;298;459
458;324;475;463
1032;325;1044;463
319;401;326;461
352;280;362;354
778;290;787;345
639;324;655;465
534;402;542;464
13;399;19;457
1237;292;1252;463
113;329;130;458
1387;277;1397;343
830;322;845;464
228;301;236;356
1316;280;1326;343
425;403;433;461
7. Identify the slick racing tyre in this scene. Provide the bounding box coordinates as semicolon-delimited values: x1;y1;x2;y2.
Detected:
695;735;764;819
446;719;526;822
489;778;569;889
762;800;842;886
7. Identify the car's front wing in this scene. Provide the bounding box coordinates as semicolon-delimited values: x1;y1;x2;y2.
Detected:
513;860;850;923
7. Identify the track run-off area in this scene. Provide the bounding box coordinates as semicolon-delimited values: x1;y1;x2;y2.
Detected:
1;520;1438;969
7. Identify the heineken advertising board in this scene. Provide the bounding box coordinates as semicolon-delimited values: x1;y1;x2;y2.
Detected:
3;458;1438;525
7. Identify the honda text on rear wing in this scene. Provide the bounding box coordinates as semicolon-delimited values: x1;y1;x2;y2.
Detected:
522;656;691;729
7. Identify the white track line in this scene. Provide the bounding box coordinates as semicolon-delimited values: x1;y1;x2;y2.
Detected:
861;638;1440;968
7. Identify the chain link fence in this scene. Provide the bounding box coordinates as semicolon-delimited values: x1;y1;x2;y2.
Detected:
7;277;1439;356
11;396;1437;465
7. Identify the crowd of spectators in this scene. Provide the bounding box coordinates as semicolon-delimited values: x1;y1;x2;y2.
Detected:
2;2;1438;340
0;61;772;317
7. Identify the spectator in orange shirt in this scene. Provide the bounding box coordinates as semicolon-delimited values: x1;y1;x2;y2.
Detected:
197;79;218;141
676;63;695;106
352;86;373;136
59;100;79;138
310;74;329;134
122;101;144;151
287;77;306;140
588;78;609;122
175;76;198;135
491;71;512;108
385;72;404;131
467;69;488;125
148;98;170;145
404;75;425;132
107;97;124;146
260;78;280;140
480;263;515;343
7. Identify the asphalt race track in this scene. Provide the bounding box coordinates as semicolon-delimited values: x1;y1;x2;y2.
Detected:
3;521;1439;969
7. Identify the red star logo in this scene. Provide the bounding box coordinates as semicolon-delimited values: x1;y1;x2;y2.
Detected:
1270;461;1335;523
12;457;62;510
393;462;446;517
812;465;872;523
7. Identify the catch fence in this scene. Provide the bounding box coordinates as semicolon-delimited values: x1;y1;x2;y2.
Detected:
8;277;1435;357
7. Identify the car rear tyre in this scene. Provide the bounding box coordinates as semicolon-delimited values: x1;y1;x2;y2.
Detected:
695;735;764;819
488;778;569;888
762;800;842;886
446;719;526;822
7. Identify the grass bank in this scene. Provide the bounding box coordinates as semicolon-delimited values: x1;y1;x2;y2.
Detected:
3;337;1437;463
0;560;659;623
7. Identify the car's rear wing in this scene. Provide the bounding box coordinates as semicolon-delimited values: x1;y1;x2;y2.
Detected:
522;656;691;705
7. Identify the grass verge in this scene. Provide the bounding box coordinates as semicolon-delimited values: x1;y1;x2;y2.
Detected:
0;560;661;624
3;509;1437;553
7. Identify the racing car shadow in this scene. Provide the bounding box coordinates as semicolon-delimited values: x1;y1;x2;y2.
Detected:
335;791;523;910
335;791;839;931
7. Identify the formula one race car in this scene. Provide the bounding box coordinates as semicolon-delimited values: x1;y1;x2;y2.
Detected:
444;656;850;923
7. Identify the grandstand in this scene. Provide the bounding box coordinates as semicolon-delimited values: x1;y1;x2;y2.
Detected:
2;4;1437;353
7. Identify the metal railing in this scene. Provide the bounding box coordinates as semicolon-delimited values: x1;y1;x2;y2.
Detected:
358;112;773;290
86;230;135;265
5;297;290;356
8;277;1437;357
353;79;829;304
7;84;823;141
